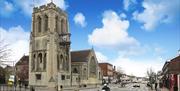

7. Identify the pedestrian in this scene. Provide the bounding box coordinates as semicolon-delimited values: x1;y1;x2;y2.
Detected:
155;82;158;91
102;84;110;91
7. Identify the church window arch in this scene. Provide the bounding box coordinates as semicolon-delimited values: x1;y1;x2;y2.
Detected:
32;54;36;71
83;68;87;79
73;68;78;73
61;19;65;33
66;57;69;71
37;53;42;71
37;16;41;32
55;16;59;33
57;54;60;70
60;55;64;70
43;53;46;70
99;72;101;79
44;14;48;32
89;57;97;77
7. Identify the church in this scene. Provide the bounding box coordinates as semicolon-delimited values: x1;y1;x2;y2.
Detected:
29;2;101;91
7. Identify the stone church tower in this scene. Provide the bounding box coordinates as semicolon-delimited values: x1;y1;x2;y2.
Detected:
29;2;71;90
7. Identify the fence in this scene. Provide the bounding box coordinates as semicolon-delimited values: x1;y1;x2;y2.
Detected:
0;84;30;91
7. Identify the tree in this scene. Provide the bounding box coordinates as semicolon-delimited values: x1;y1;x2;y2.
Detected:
0;66;5;84
0;39;11;66
16;65;29;81
146;68;156;84
116;66;124;81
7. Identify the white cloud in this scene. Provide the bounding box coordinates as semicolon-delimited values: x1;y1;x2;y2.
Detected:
0;1;15;17
112;55;164;77
88;10;139;51
95;49;165;77
13;0;68;16
120;13;127;19
4;1;13;12
95;51;108;63
73;13;87;27
133;0;179;31
0;26;30;65
123;0;137;11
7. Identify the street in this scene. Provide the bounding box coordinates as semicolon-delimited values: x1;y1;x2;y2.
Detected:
80;83;152;91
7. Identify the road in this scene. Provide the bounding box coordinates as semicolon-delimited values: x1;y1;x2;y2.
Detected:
80;83;152;91
0;83;153;91
109;83;151;91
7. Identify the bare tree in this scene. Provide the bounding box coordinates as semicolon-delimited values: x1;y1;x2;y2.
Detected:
116;66;124;81
146;68;156;84
0;39;11;66
16;65;29;81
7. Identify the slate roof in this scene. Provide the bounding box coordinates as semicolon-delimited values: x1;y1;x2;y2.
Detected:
16;55;29;66
71;49;92;62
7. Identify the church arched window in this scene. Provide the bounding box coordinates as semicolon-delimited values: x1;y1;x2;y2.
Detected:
60;55;63;70
57;54;60;70
89;57;97;77
43;53;46;70
61;19;64;33
37;16;41;32
66;57;69;71
37;53;42;71
32;54;36;71
73;68;78;73
83;68;87;79
55;16;59;33
44;15;48;32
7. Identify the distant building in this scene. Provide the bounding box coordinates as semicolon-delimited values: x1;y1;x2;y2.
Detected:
71;49;102;86
15;55;29;84
4;65;14;83
99;63;114;83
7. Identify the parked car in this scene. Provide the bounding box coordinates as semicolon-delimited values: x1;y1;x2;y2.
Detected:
133;84;140;87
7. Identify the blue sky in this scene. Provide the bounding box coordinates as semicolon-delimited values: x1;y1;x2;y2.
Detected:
0;0;179;77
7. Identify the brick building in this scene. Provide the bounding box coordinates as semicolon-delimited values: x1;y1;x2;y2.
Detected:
15;55;29;85
162;55;180;91
99;63;115;83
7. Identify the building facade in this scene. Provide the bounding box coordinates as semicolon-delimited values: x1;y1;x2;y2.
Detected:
15;55;29;85
29;2;71;90
162;55;180;91
99;63;114;83
71;49;102;86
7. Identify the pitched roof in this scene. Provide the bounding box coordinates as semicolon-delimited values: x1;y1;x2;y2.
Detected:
16;55;29;66
169;55;180;74
171;55;180;62
99;62;113;66
71;49;92;62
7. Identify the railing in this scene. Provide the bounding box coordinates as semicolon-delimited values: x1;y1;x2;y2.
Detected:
0;84;29;91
